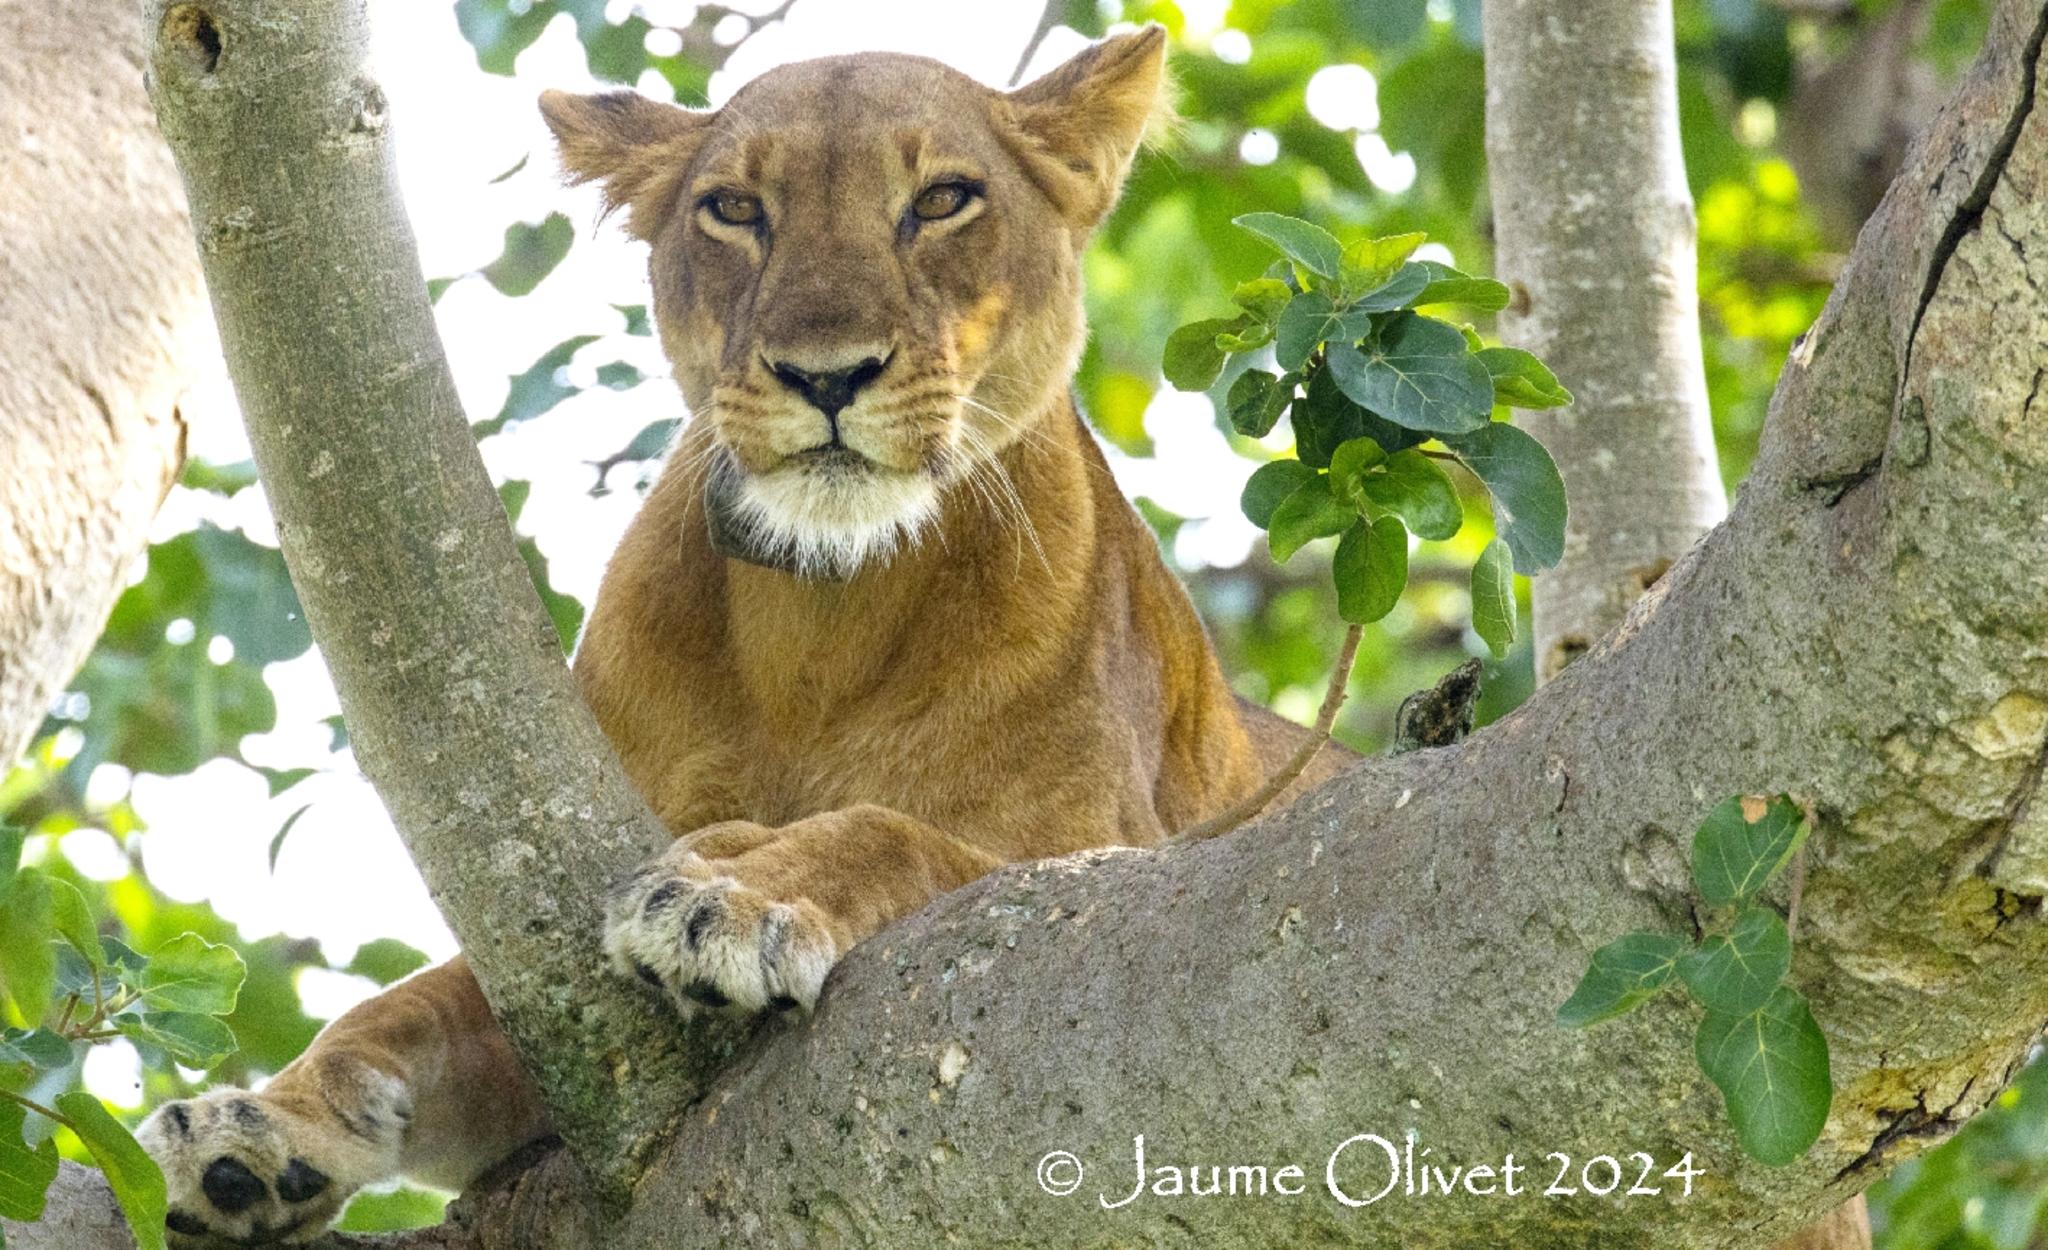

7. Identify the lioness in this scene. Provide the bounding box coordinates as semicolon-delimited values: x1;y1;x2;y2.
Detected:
140;27;1328;1243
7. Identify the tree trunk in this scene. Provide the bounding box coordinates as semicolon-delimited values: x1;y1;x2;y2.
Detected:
0;0;206;765
138;0;721;1202
1483;0;1727;683
16;0;2038;1246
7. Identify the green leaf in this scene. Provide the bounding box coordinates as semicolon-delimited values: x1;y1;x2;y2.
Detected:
1327;436;1388;501
267;804;313;874
1241;461;1320;529
139;934;246;1016
345;938;432;987
1694;986;1832;1166
0;870;55;1024
1326;313;1494;435
480;213;573;297
1213;322;1272;354
46;877;94;956
0;1101;59;1223
1275;292;1372;371
1162;318;1241;391
1340;232;1427;295
1231;277;1293;324
1350;262;1431;313
1478;346;1575;408
0;824;22;907
1692;796;1809;909
54;1093;167;1250
1268;476;1357;563
1556;932;1686;1027
1294;366;1421;466
1441;422;1569;573
115;1011;238;1069
474;334;600;437
1226;370;1292;438
1233;212;1344;279
1332;517;1409;624
1679;906;1792;1015
1355;450;1462;541
256;766;316;799
1413;261;1512;311
1470;539;1517;657
0;1028;70;1073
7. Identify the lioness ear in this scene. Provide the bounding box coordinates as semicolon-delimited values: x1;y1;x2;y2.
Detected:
1005;25;1171;231
538;90;711;241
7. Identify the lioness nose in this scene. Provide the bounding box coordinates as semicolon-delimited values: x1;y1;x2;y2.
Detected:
767;354;888;421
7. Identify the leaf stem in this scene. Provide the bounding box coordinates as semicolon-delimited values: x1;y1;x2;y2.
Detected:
0;1086;75;1131
1175;624;1364;842
1785;846;1810;945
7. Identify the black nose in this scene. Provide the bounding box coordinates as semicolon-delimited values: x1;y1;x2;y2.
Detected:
767;355;887;420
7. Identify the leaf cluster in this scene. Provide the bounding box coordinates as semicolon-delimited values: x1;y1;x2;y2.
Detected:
1;823;248;1249
1163;213;1570;654
1558;796;1828;1167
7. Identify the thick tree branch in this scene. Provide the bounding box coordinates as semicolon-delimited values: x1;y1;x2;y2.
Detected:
0;0;204;764
1483;0;1728;682
20;0;2034;1247
136;0;728;1202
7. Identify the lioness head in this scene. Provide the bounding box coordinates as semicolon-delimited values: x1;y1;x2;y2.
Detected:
540;28;1167;578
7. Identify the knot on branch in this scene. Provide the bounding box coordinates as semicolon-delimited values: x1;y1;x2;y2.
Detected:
160;5;221;76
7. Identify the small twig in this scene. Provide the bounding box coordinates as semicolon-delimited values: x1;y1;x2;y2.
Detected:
1786;845;1810;944
1175;624;1364;842
1008;0;1064;87
0;1086;75;1130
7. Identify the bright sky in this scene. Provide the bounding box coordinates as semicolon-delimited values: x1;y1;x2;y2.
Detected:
64;0;1404;1082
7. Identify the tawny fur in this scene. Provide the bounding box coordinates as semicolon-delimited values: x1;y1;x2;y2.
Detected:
139;28;1343;1244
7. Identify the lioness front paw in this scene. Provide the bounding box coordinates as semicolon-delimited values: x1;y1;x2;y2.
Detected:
604;829;841;1016
137;1061;408;1246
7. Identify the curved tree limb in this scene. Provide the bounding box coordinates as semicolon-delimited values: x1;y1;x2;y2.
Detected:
47;0;2045;1247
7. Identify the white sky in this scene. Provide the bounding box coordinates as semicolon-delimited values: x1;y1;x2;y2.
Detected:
54;0;1404;1068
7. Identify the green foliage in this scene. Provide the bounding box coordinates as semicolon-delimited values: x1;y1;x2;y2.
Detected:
1560;795;1830;1167
1693;795;1808;907
55;1093;167;1250
1871;1053;2048;1249
480;214;573;297
1164;214;1568;656
1556;932;1685;1028
0;839;245;1248
1693;987;1832;1167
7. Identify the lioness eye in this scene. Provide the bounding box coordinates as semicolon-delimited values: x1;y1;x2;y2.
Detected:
703;190;763;227
912;181;978;222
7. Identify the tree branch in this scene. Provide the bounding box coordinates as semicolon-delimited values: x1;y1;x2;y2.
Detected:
0;0;203;765
1009;0;1065;87
1483;0;1728;682
138;0;725;1202
37;0;2041;1247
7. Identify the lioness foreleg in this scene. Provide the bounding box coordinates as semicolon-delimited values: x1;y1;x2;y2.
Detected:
138;957;548;1245
604;805;1002;1016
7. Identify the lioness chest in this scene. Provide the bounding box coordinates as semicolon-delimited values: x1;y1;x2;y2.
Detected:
573;418;1262;861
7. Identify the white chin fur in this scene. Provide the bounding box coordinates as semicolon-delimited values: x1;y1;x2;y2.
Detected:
731;465;939;579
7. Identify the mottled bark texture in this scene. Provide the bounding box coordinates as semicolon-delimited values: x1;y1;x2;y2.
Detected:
0;0;205;766
1484;0;1728;682
139;0;733;1203
53;0;2048;1246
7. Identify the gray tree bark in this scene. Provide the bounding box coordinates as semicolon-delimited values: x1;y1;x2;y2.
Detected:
1483;0;1728;683
0;0;207;766
14;0;2048;1246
